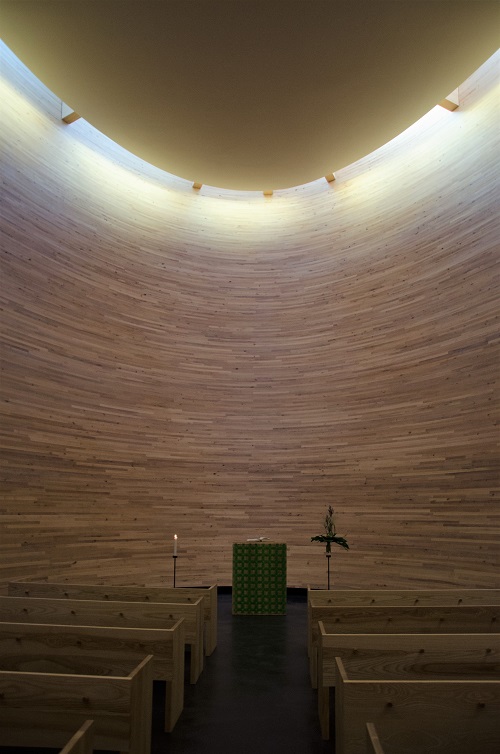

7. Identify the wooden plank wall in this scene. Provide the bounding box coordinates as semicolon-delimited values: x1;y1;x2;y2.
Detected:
0;42;498;589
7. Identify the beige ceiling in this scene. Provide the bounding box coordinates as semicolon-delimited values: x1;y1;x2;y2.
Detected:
1;1;498;191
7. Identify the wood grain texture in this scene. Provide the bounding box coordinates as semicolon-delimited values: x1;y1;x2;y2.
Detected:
308;588;500;607
0;41;499;589
309;602;500;687
0;619;185;732
9;580;217;655
0;594;203;683
0;654;153;753
319;629;500;685
317;628;500;739
307;588;500;660
312;604;500;635
335;657;500;754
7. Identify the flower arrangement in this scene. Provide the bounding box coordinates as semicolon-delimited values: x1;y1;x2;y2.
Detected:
311;505;349;553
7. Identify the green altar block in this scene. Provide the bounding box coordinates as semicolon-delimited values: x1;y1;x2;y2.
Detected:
232;542;287;615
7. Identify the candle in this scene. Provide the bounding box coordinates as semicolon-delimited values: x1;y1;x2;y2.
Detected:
174;534;178;556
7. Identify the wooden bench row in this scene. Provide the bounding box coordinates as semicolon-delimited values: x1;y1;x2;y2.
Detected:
318;625;500;741
307;587;500;656
335;654;500;754
307;589;500;753
8;580;218;656
307;587;500;607
1;591;204;684
0;654;153;753
309;602;499;688
0;580;219;750
0;618;184;733
307;587;500;687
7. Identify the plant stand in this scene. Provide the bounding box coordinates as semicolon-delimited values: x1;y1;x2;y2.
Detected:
326;551;331;589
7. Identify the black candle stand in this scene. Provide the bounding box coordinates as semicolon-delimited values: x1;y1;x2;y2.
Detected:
172;554;178;587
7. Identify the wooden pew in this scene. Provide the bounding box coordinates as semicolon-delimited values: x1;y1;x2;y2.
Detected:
309;602;499;687
9;580;218;656
366;722;385;754
317;625;500;739
0;654;153;754
60;720;94;754
307;588;500;659
335;655;500;754
0;619;185;732
0;594;204;684
307;587;500;607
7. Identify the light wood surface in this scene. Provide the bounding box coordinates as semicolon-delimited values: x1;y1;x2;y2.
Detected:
9;580;218;655
308;588;500;606
317;628;500;739
0;42;499;589
0;654;153;753
307;588;500;658
312;604;500;635
335;656;500;754
59;720;94;754
0;619;185;732
366;723;385;754
309;603;500;686
61;102;81;124
0;594;203;683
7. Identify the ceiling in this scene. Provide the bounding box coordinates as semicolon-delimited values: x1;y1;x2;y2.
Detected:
1;1;498;191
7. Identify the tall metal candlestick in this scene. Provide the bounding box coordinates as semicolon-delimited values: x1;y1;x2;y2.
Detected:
172;534;178;586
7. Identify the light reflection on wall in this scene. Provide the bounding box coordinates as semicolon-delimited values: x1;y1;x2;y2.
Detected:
2;39;497;246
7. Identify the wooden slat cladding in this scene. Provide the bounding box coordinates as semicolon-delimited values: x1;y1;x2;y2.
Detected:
0;43;499;589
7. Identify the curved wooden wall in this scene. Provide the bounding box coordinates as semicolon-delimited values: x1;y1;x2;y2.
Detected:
1;43;499;589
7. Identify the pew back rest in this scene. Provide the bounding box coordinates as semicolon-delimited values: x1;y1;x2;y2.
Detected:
307;588;500;607
9;580;215;605
0;654;153;754
9;580;217;655
307;589;500;659
311;603;499;643
309;602;499;689
335;656;500;754
0;594;202;640
0;594;203;684
318;625;500;685
0;619;184;681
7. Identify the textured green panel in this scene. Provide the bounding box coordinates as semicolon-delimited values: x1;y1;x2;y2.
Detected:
232;543;287;614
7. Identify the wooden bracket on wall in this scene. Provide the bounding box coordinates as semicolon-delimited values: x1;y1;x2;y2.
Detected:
61;101;81;124
438;88;459;111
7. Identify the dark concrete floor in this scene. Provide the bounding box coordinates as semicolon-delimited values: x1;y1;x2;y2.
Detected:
152;591;332;754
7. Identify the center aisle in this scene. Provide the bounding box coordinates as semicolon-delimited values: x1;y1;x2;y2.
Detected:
151;591;331;754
